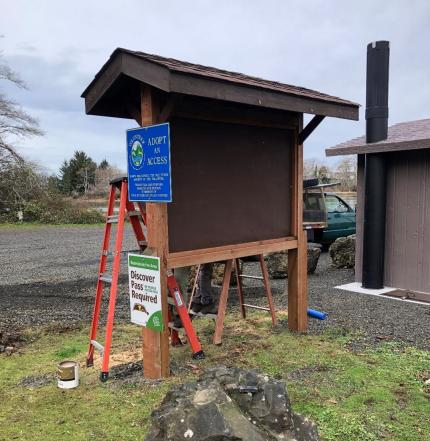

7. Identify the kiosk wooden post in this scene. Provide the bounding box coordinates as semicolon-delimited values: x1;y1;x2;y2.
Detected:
288;117;308;331
139;85;170;378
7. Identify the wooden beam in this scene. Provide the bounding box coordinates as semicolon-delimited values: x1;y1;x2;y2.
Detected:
174;96;299;130
298;115;325;144
126;103;141;126
139;84;170;379
288;115;308;332
213;259;233;345
167;237;298;269
288;229;308;331
158;94;183;123
170;72;358;121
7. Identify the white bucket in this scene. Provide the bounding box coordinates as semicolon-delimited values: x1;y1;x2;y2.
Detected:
57;360;79;389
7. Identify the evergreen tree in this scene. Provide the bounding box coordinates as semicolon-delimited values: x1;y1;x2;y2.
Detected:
98;159;109;169
59;160;72;194
59;151;97;195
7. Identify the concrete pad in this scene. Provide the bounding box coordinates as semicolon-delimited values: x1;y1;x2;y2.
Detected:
335;282;396;295
335;282;430;306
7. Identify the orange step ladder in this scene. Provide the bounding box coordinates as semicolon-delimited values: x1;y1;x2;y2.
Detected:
87;177;204;381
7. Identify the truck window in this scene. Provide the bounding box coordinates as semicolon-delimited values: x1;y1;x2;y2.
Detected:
325;195;350;213
303;192;326;223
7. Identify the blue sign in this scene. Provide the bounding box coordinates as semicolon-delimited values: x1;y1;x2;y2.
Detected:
126;123;172;202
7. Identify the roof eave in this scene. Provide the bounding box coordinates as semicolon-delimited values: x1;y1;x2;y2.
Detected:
326;138;430;156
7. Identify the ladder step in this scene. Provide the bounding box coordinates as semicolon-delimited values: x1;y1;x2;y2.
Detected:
242;303;271;311
189;311;218;319
99;274;112;283
167;297;176;306
107;215;119;223
91;340;105;355
127;211;142;217
138;240;148;247
239;274;264;280
168;322;182;331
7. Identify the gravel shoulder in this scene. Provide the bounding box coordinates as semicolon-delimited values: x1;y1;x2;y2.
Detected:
1;225;429;349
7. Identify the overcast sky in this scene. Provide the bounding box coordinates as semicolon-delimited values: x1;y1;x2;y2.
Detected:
1;0;429;174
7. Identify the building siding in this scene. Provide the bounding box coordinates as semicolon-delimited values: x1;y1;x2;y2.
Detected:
356;148;430;294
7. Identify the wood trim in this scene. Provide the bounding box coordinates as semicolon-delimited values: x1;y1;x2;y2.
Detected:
174;110;298;130
122;54;171;91
383;289;430;304
173;97;299;130
84;54;123;114
170;71;358;121
167;237;298;268
290;128;299;236
139;85;170;379
326;138;430;157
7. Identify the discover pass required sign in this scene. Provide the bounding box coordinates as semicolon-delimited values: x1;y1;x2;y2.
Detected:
128;253;163;332
126;122;172;202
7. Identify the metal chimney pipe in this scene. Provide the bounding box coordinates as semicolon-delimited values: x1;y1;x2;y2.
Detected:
362;41;390;289
366;41;390;143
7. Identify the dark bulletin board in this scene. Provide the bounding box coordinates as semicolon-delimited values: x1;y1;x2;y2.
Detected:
167;118;293;253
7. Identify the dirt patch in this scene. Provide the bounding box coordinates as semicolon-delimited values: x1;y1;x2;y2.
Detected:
0;330;25;355
43;322;83;334
108;362;161;388
17;373;55;388
1;330;24;346
287;364;331;381
92;347;142;371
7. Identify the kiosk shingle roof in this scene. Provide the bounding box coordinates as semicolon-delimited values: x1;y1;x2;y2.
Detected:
82;48;359;120
118;49;357;107
326;118;430;156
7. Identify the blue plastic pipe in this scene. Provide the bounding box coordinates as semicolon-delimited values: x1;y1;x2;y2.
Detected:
307;309;327;320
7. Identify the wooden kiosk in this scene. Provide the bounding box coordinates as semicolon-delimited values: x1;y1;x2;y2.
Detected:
82;49;359;378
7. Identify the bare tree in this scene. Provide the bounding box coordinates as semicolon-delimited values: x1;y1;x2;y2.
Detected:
303;158;332;183
0;52;43;168
93;164;125;196
0;161;47;211
334;157;357;191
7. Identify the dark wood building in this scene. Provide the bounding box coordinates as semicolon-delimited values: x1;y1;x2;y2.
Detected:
83;48;359;377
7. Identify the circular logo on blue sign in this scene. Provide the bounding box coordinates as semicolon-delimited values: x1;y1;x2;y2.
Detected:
129;136;145;170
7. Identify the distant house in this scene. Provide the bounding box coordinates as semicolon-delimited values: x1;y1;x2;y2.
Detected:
326;118;430;302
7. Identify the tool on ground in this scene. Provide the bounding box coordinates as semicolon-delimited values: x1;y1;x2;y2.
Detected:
307;309;327;320
86;177;204;382
189;255;277;345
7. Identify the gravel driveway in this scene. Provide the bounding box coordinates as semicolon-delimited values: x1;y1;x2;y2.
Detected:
1;225;429;349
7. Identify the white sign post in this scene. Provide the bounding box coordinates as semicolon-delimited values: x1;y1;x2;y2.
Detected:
128;253;163;332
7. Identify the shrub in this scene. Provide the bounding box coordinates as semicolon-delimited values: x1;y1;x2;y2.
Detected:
0;198;104;224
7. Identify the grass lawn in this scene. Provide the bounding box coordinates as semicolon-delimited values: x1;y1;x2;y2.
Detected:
0;313;429;441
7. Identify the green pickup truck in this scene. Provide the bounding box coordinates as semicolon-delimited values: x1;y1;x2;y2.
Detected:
303;182;356;245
